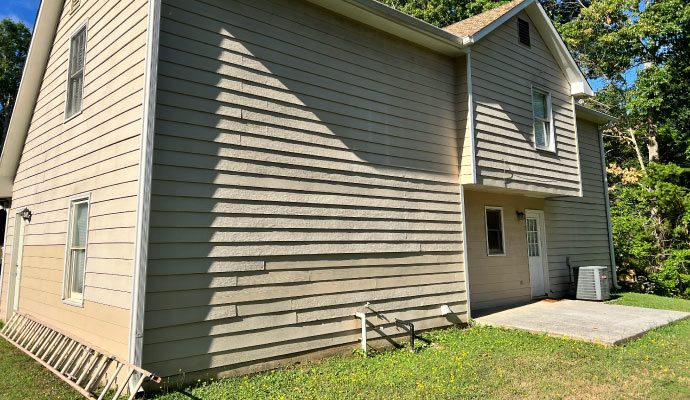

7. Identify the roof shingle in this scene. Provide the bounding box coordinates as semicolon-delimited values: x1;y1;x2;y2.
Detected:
442;0;526;38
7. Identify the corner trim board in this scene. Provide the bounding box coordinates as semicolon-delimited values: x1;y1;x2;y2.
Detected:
460;185;471;319
466;52;477;184
129;0;161;367
572;97;583;198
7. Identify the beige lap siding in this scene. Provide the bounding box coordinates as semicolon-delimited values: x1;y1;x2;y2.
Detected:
464;190;545;310
0;0;149;360
469;11;580;196
544;119;612;297
143;0;467;377
456;55;473;184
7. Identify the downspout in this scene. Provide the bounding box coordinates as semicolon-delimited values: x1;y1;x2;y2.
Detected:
129;0;161;372
598;126;621;289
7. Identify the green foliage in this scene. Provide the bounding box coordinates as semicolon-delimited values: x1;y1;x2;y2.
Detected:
0;18;31;144
150;293;690;400
557;0;690;296
610;163;690;281
376;0;510;27
650;249;690;298
610;185;658;274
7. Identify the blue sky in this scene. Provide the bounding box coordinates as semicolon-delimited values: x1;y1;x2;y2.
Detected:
0;0;41;30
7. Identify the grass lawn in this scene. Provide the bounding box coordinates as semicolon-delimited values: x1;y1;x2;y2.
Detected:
1;293;689;399
0;325;83;400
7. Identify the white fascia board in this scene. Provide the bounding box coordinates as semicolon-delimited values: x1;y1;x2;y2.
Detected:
470;0;537;43
0;1;62;198
303;0;468;56
468;0;593;98
575;104;617;125
524;4;593;97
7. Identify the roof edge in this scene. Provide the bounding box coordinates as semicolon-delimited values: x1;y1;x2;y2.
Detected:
0;1;62;198
575;104;617;124
465;0;593;98
303;0;468;56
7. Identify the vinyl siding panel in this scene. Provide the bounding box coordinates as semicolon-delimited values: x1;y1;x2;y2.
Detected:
544;119;612;297
144;0;466;378
456;55;473;184
0;0;148;360
464;190;545;310
469;11;580;196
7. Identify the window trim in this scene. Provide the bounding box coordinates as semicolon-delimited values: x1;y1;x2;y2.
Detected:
531;86;555;152
64;20;88;122
484;206;506;257
62;193;90;307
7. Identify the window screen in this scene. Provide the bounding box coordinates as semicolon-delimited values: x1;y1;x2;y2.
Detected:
485;208;505;255
518;18;531;47
64;198;89;303
532;89;553;150
66;26;86;119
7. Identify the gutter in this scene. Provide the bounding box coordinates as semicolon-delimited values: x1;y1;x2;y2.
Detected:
303;0;468;56
128;0;161;370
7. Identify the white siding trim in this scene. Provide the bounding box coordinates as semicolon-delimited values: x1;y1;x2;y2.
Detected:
484;206;506;256
467;52;477;184
530;85;555;153
525;208;550;295
572;97;583;197
460;185;471;319
129;0;161;367
61;192;91;307
598;126;620;289
63;19;89;122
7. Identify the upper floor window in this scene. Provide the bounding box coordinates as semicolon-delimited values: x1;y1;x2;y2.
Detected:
532;89;554;151
485;207;505;256
65;24;86;120
63;196;89;305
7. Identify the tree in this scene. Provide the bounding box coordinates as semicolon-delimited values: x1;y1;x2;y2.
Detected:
559;0;690;167
0;18;32;147
377;0;511;27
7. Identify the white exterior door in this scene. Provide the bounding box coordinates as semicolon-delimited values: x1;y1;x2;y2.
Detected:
7;213;26;318
526;210;548;298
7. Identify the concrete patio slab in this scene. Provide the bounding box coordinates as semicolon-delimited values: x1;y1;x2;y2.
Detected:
473;299;690;346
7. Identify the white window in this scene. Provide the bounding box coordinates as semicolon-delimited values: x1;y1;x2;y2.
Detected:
63;196;89;305
485;207;505;256
532;89;554;151
65;24;86;119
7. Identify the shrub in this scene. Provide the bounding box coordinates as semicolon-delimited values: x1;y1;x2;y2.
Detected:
650;249;690;298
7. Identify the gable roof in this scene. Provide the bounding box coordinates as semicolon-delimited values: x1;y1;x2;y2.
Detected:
0;0;61;198
0;0;593;198
443;0;525;38
442;0;593;98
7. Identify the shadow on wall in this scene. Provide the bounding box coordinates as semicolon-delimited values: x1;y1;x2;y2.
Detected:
142;0;467;377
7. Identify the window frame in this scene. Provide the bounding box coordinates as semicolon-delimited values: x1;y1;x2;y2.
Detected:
62;193;90;307
484;206;506;257
531;86;555;152
64;20;88;122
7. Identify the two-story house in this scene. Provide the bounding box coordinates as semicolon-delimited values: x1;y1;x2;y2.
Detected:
0;0;617;389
